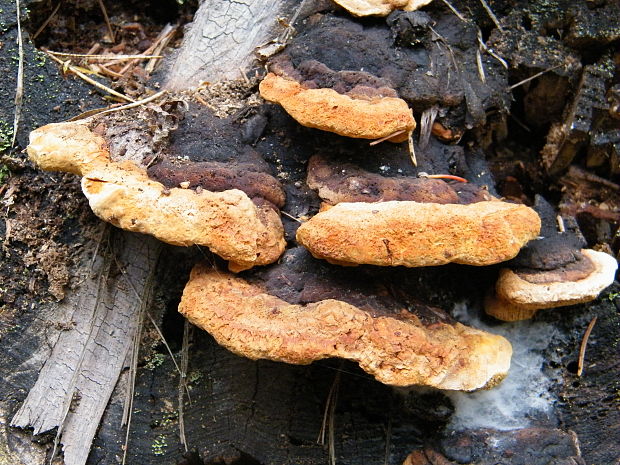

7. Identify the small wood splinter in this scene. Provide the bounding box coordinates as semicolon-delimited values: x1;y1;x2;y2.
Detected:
418;172;468;183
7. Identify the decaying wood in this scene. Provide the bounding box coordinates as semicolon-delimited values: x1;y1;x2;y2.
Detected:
11;229;160;465
165;0;298;90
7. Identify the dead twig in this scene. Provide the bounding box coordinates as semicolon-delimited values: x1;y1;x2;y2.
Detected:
11;0;24;148
577;316;597;377
32;1;62;40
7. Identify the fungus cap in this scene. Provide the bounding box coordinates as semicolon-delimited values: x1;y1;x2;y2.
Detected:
179;264;512;391
333;0;434;17
296;200;541;267
259;73;415;142
27;121;286;271
485;249;618;321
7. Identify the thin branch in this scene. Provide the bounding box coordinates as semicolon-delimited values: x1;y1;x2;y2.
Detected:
577;316;597;377
11;0;24;148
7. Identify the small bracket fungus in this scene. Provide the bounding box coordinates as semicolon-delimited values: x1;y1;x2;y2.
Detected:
179;264;512;391
259;68;415;142
485;249;618;321
296;200;541;267
333;0;434;17
27;121;286;271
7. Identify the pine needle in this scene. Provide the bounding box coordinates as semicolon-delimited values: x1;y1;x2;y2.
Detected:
408;132;417;167
97;0;115;43
369;129;406;146
46;50;163;60
508;65;563;90
577;316;597;377
47;52;135;102
32;2;61;40
11;0;24;148
478;0;504;32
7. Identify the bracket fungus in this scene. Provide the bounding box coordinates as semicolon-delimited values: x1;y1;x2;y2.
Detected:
296;200;541;267
259;59;415;142
332;0;434;17
179;263;512;391
485;249;618;321
27;120;286;271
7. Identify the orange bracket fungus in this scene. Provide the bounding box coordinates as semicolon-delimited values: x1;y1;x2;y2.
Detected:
485;249;618;321
259;59;415;143
332;0;434;17
27;120;285;272
179;263;512;391
296;200;541;267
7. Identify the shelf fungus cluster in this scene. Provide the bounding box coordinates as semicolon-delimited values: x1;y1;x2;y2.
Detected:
26;6;617;396
27;120;286;272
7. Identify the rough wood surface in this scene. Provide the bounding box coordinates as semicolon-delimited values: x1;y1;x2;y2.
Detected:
165;0;296;89
11;230;160;465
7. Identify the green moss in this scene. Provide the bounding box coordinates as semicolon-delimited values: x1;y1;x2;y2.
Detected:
144;352;166;370
0;120;12;154
187;370;203;384
0;165;9;184
151;434;168;456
